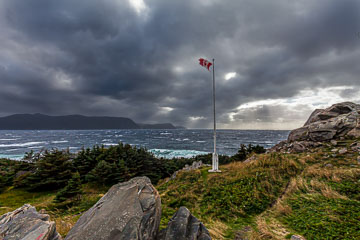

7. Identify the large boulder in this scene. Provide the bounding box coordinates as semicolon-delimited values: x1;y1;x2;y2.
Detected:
157;207;211;240
288;102;360;142
65;176;161;240
0;204;61;240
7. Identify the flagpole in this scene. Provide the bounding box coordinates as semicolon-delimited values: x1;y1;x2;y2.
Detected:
209;58;220;172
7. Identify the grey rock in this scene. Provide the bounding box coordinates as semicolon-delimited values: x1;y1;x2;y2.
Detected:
325;163;333;168
350;143;360;151
357;156;360;164
65;176;161;240
291;235;305;240
338;148;348;154
0;204;61;240
169;161;204;181
291;142;306;153
288;102;360;142
157;206;211;240
244;155;257;163
330;140;337;146
331;148;338;152
287;127;308;142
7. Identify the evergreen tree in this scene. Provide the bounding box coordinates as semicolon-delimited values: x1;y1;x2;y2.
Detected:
73;147;100;181
85;160;117;185
24;149;73;191
54;172;82;203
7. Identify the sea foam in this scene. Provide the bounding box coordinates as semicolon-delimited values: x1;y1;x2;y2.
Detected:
149;149;208;159
0;142;45;148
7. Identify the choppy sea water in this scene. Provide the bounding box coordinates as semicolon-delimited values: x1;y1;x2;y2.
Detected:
0;129;289;160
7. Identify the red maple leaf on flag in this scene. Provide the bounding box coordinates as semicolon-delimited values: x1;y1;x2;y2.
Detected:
199;58;212;71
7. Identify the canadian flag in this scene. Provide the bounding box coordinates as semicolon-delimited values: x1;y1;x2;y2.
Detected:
199;58;212;71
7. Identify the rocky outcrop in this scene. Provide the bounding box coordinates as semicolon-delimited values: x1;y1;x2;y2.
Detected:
0;204;61;240
271;102;360;153
270;140;323;153
169;161;207;181
288;102;360;142
157;207;211;240
65;176;161;240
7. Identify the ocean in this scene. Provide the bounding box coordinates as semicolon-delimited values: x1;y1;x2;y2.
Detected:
0;129;289;160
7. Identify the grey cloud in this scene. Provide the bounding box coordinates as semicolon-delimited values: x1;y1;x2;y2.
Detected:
0;0;359;128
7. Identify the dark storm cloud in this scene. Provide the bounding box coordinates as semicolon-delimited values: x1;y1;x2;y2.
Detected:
0;0;359;128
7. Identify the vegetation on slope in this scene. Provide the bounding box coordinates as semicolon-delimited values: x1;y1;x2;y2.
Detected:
0;143;262;237
157;138;360;239
0;140;359;239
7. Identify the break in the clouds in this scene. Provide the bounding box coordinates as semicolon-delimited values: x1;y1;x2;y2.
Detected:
0;0;359;129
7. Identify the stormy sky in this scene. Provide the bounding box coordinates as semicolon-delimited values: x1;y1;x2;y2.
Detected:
0;0;359;129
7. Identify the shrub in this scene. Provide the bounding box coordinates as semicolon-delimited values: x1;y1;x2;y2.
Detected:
54;172;82;203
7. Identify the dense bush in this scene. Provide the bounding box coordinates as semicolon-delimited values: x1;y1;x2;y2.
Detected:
231;144;266;162
54;172;82;203
23;149;74;191
11;143;264;194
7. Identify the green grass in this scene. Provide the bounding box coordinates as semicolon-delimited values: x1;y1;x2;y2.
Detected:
282;195;360;240
0;187;56;215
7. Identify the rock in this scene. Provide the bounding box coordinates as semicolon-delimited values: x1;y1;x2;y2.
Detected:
291;142;306;153
234;226;251;240
331;148;338;152
287;127;308;142
169;161;204;181
14;170;30;179
157;206;211;240
291;235;305;240
330;140;337;146
65;177;161;240
244;155;257;163
357;156;360;164
338;148;348;154
0;204;61;240
325;163;333;168
350;143;360;151
288;102;360;142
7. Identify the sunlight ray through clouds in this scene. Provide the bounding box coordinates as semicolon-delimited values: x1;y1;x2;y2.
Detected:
128;0;147;14
224;72;236;80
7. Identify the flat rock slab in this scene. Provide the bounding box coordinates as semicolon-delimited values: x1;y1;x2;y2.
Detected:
65;176;161;240
158;206;211;240
0;204;61;240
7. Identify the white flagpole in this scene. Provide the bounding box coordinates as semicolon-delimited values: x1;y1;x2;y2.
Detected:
209;58;220;172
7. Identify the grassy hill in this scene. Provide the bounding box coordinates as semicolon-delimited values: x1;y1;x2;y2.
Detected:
0;139;359;239
157;138;360;239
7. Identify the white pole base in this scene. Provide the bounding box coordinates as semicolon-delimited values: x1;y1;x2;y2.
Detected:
208;153;221;172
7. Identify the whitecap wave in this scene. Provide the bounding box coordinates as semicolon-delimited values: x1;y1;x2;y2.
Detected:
6;149;20;152
0;154;24;160
0;139;19;141
103;143;118;146
0;142;45;148
196;141;206;143
51;140;68;144
149;149;208;159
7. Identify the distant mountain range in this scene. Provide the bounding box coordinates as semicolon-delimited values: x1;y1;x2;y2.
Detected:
0;113;184;130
